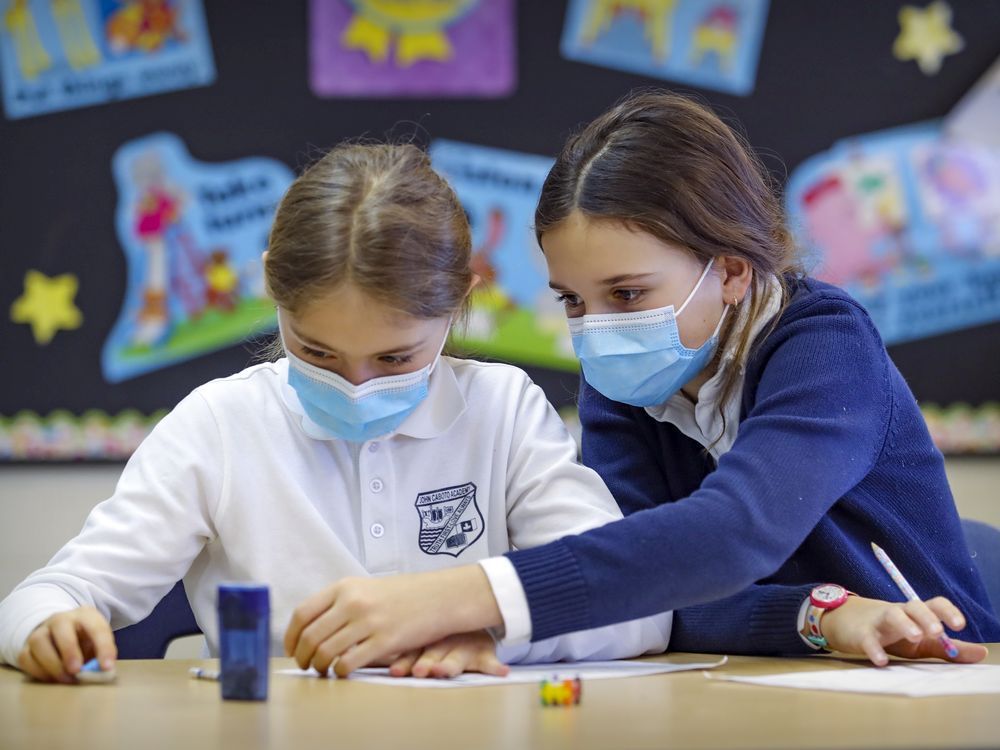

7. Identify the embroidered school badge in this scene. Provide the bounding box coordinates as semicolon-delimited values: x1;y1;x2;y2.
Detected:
415;482;484;557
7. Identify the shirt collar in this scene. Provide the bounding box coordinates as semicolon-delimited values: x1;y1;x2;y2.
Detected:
277;356;467;442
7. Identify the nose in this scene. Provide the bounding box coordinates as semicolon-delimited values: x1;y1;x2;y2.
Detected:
339;362;377;386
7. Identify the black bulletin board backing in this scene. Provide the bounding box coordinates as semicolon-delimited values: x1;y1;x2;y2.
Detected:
1;1;999;460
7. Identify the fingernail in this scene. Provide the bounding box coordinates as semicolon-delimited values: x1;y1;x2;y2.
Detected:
101;659;113;670
931;623;943;635
67;659;80;672
909;629;921;638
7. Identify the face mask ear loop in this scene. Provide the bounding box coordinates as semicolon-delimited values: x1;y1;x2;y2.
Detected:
427;316;453;377
676;259;716;317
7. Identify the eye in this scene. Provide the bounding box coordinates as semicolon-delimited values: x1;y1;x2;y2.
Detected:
612;289;645;304
379;354;414;366
554;292;582;310
301;345;332;360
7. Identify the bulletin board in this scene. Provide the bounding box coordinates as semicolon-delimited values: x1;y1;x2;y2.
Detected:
1;0;998;461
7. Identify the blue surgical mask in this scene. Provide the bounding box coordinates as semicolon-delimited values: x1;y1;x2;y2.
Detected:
284;329;448;443
568;260;727;407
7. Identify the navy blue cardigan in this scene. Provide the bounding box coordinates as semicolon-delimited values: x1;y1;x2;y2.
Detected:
507;277;1000;653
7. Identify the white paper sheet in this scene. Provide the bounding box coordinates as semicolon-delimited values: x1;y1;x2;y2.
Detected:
716;663;1000;697
277;656;727;688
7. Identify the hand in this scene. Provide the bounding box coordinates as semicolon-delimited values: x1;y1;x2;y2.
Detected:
388;631;510;679
284;566;503;678
17;607;117;683
819;595;989;666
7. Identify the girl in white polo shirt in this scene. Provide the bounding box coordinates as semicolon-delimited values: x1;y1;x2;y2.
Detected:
0;143;672;683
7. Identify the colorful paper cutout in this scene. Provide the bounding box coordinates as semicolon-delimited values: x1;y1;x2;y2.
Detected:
10;269;83;344
785;121;1000;346
945;54;1000;148
430;140;576;372
892;1;964;76
0;0;215;120
560;0;769;96
922;402;1000;455
0;408;167;460
102;132;293;382
309;0;515;97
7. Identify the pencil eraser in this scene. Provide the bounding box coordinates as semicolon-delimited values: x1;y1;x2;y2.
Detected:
75;657;117;684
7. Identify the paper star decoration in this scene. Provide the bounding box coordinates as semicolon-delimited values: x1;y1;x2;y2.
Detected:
893;1;964;75
10;270;83;345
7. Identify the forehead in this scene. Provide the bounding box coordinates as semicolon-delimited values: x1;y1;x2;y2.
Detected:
542;213;692;281
284;284;436;353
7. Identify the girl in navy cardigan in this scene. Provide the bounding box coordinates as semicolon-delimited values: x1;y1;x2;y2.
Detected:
283;92;998;676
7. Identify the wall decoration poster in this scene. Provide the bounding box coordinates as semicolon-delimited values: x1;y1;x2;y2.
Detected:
0;0;215;120
430;139;576;372
785;121;1000;346
102;132;293;383
560;0;769;96
309;0;515;97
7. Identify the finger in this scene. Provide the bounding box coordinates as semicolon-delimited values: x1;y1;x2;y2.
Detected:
26;627;73;683
430;648;468;679
17;647;52;682
311;623;368;676
412;644;451;679
860;632;889;667
902;599;945;637
77;609;117;671
389;650;421;677
48;616;84;675
474;650;510;677
334;637;389;678
293;606;348;670
903;636;990;664
880;606;923;644
284;587;338;658
925;596;967;633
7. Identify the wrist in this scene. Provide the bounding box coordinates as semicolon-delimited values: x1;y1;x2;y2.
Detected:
445;565;505;633
800;584;854;650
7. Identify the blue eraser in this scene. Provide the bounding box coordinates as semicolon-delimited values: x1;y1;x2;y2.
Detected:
76;658;116;684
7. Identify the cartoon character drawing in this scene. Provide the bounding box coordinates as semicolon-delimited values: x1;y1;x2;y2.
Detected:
4;0;52;79
204;248;239;312
801;174;894;287
129;151;184;345
105;0;184;54
580;0;678;60
917;143;1000;259
689;5;738;72
341;0;476;66
52;0;101;70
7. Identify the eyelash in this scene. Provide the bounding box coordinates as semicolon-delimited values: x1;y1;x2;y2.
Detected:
554;290;645;308
301;346;413;367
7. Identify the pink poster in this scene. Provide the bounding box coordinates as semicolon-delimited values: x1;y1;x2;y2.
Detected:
309;0;515;98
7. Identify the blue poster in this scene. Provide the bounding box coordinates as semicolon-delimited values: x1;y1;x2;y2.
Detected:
0;0;214;119
103;133;293;382
560;0;769;96
430;139;576;371
786;121;1000;345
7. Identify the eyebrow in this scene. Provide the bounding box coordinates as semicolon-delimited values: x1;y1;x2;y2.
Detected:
548;272;659;290
288;325;427;357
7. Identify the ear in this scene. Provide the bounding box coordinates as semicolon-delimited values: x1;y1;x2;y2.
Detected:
467;273;482;296
718;256;752;306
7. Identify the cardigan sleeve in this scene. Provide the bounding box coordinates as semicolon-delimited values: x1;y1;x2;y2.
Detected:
506;295;893;641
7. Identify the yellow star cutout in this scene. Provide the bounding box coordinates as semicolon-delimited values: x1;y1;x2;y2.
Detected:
10;270;83;345
893;1;964;75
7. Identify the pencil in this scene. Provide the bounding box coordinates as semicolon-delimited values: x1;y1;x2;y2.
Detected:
870;542;960;658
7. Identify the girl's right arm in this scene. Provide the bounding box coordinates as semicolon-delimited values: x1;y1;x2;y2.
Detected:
0;390;224;680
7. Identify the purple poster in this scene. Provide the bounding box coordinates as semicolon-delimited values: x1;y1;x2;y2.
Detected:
309;0;515;98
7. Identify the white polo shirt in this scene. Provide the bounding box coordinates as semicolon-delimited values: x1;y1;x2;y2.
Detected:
0;357;671;666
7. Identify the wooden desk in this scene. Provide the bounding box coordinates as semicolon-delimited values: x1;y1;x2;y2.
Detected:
2;650;998;750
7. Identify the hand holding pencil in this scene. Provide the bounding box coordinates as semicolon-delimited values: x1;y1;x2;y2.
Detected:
817;544;989;666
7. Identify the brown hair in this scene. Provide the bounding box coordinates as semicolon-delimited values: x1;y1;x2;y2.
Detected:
266;143;472;320
536;90;802;428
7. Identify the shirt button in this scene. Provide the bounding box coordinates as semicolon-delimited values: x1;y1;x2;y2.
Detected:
369;478;384;493
370;523;385;538
368;443;379;453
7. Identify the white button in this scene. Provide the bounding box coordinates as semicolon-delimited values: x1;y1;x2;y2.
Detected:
368;443;379;453
369;478;384;493
370;523;385;538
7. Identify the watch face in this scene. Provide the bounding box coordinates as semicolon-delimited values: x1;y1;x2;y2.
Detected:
813;584;844;603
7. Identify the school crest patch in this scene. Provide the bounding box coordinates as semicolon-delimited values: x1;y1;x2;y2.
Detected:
415;482;484;557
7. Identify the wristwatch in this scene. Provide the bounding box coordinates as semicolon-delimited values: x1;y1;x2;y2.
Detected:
804;584;851;649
